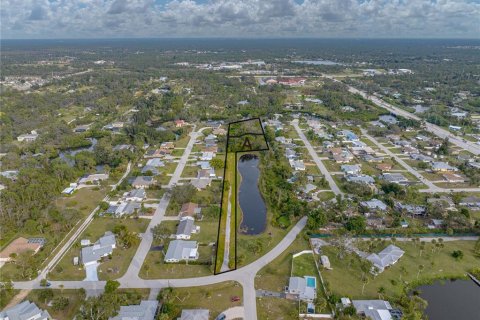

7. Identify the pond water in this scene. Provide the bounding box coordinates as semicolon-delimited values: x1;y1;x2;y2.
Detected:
292;59;344;66
417;279;480;320
58;138;103;171
238;154;266;235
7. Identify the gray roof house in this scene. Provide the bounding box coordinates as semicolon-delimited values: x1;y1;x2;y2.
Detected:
125;189;146;202
366;245;405;273
164;240;198;263
141;165;160;175
0;301;51;320
395;202;426;216
341;164;361;175
81;232;116;266
459;196;480;208
110;300;158;320
132;176;155;189
286;276;317;302
346;174;375;185
175;217;199;240
379;115;398;125
178;309;209;320
431;162;458;172
361;199;387;212
352;300;397;320
381;173;408;185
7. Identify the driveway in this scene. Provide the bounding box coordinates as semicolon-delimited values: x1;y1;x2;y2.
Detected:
84;262;99;281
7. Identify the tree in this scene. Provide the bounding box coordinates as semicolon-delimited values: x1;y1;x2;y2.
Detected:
416;264;424;279
52;296;70;311
345;216;366;233
451;250;464;260
38;289;54;304
307;208;328;230
104;280;120;294
170;184;196;204
209;158;224;170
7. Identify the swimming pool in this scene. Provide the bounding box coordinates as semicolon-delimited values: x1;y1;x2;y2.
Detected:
306;276;316;288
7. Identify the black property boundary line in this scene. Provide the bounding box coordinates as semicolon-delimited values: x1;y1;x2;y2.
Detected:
214;117;269;275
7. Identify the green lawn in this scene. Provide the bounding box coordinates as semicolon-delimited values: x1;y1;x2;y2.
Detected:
26;289;84;320
48;218;149;281
158;281;242;319
257;297;299;320
321;240;480;299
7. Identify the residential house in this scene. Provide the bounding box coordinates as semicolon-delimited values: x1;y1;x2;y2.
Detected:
410;153;434;162
376;163;392;172
0;170;19;181
200;152;214;161
285;148;297;159
175;120;186;127
427;219;445;229
125;189;146;202
73;124;91;133
178;309;209;320
190;178;211;191
104;122;124;132
0;301;51;320
17;130;39;142
337;130;359;142
107;201;141;217
431;162;458;172
81;232;116;266
179;202;202;219
175;217;200;240
379;115;398;125
346;175;375;185
320;255;331;269
197;169;215;179
341;164;361;175
459;196;480;208
164;240;198;263
141;165;160;175
285;276;317;302
361;199;388;212
146;158;165;167
79;173;109;184
113;144;134;152
110;300;158;320
0;237;45;262
352;300;401;320
160;142;175;149
132;176;155;189
381;173;408;185
366;245;405;273
330;148;354;163
363;154;384;163
395;203;426;216
197;161;212;170
289;159;306;171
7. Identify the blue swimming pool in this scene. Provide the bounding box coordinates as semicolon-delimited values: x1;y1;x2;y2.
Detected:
306;277;316;288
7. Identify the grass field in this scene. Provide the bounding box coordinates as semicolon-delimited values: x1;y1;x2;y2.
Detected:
257;298;299;320
159;281;242;319
48;218;149;281
321;240;480;299
26;289;84;320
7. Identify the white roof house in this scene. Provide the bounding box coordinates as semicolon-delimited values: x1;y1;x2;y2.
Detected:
125;189;146;202
379;115;398;125
341;164;361;175
366;245;404;273
352;300;394;320
17;131;39;142
81;232;116;266
200;152;214;161
110;300;158;320
361;199;387;212
381;173;408;184
346;175;375;185
146;158;165;167
178;309;209;320
431;162;458;172
164;240;198;263
289;159;306;171
0;301;51;320
286;276;317;302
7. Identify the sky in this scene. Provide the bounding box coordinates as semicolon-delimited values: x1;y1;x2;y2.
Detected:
1;0;479;39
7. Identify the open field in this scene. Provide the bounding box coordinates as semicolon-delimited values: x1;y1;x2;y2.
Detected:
321;240;480;299
257;297;299;320
159;281;242;319
26;289;84;320
48;218;149;281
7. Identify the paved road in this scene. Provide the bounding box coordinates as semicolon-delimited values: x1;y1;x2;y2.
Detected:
218;306;245;320
121;125;202;280
220;187;233;272
292;119;343;196
39;161;132;280
325;75;480;155
361;129;441;192
13;216;308;320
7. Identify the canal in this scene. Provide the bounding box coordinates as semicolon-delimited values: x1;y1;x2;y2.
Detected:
238;154;267;235
418;279;480;319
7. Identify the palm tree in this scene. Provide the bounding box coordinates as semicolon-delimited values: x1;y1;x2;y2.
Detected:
417;264;424;279
377;286;386;299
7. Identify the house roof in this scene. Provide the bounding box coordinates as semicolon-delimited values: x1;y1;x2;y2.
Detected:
352;300;393;320
132;176;154;186
366;245;404;272
179;309;209;320
127;189;146;199
110;300;158;320
81;232;116;264
180;202;199;215
164;240;198;261
361;199;387;211
0;301;51;320
177;218;195;236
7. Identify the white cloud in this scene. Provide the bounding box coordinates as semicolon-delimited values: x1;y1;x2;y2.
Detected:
0;0;479;38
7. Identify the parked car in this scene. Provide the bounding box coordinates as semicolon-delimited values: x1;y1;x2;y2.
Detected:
216;314;226;320
231;296;240;302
